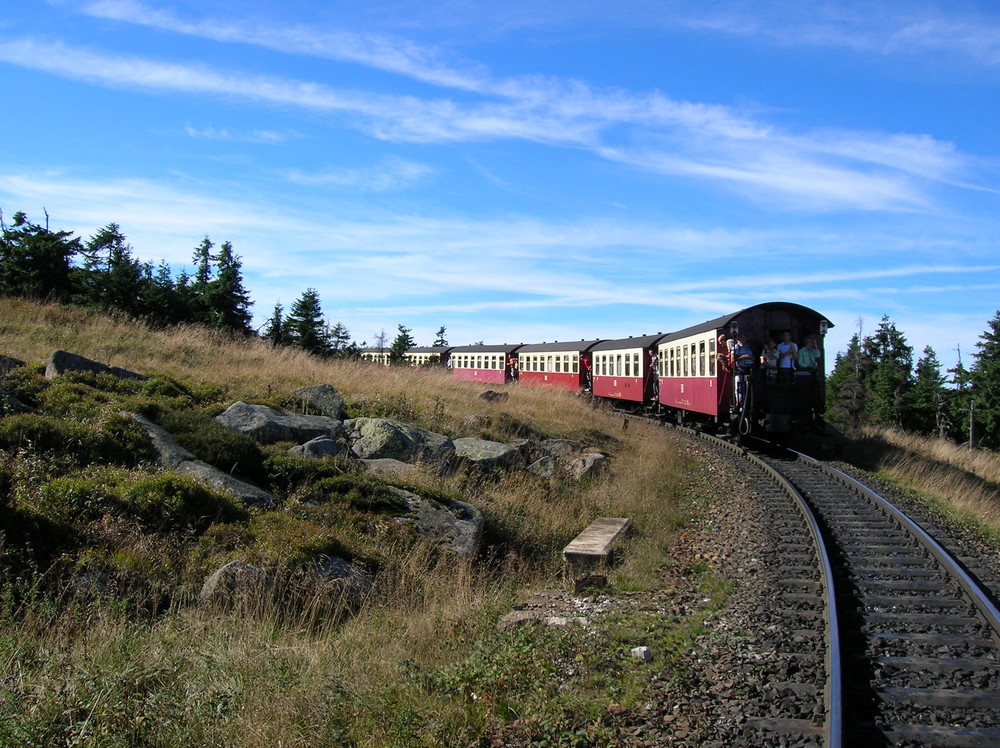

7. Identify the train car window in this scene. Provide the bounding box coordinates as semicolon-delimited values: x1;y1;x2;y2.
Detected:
709;337;717;377
615;354;621;376
634;352;640;376
555;356;562;373
699;340;706;376
683;345;689;376
547;355;554;372
625;354;631;377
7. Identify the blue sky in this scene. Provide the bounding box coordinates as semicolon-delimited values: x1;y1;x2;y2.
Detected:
1;1;998;369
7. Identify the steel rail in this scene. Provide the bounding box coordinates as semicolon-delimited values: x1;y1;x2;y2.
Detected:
696;433;843;748
793;449;1000;639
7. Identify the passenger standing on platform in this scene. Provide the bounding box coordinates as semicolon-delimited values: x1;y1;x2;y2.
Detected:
760;339;779;380
732;335;754;372
776;331;798;382
732;333;754;409
797;336;821;373
717;334;732;373
582;353;593;391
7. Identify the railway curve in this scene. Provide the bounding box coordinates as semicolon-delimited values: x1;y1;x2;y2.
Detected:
694;427;1000;747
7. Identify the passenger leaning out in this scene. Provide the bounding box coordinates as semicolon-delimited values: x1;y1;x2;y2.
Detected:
732;333;754;410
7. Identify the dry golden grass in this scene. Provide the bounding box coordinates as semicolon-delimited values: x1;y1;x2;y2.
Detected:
856;426;1000;539
868;426;1000;485
0;298;709;746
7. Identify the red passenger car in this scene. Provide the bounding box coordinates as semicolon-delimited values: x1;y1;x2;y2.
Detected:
589;334;666;407
516;340;603;392
657;302;832;433
448;344;523;385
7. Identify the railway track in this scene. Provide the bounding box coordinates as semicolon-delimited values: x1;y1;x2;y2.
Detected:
698;431;1000;747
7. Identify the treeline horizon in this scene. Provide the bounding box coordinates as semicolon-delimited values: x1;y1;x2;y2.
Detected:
2;208;999;449
0;209;443;364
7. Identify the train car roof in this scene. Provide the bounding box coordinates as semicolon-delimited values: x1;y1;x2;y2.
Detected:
447;343;524;353
590;333;668;351
405;346;452;354
516;339;604;353
658;302;834;344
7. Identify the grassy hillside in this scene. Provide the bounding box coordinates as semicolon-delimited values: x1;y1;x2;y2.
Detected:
837;425;1000;541
0;299;716;747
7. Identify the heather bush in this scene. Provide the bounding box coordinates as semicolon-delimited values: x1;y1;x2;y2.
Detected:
0;412;152;467
156;409;267;484
0;361;47;407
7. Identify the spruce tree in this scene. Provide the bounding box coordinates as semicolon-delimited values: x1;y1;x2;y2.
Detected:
286;289;331;356
77;223;146;316
826;333;869;430
863;316;914;427
947;348;973;446
205;241;253;335
433;325;448;347
262;303;285;347
970;311;1000;448
189;236;214;325
327;322;353;356
911;346;948;436
389;324;415;365
0;210;81;301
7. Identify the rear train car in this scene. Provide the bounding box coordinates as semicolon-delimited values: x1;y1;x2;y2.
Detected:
516;340;603;392
448;344;522;385
656;302;832;437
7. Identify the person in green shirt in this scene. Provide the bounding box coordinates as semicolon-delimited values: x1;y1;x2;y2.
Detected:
797;336;821;372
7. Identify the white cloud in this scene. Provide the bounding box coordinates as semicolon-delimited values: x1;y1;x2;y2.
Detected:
285;157;435;191
0;33;976;213
184;125;301;144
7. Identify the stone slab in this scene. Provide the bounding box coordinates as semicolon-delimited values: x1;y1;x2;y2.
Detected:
562;517;631;576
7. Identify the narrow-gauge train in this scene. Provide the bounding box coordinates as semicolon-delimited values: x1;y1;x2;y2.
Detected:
361;302;832;438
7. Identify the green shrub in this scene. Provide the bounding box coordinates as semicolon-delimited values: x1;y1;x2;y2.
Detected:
246;512;352;568
32;474;120;525
312;474;410;514
0;414;96;461
156;410;267;484
37;380;116;419
60;369;144;395
263;452;357;497
344;392;417;422
1;362;48;407
117;473;248;532
0;413;153;467
140;375;193;400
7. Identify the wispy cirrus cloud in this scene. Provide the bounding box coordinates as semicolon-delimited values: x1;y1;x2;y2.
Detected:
285;156;435;191
0;25;978;212
82;0;496;93
637;1;1000;67
184;125;302;144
